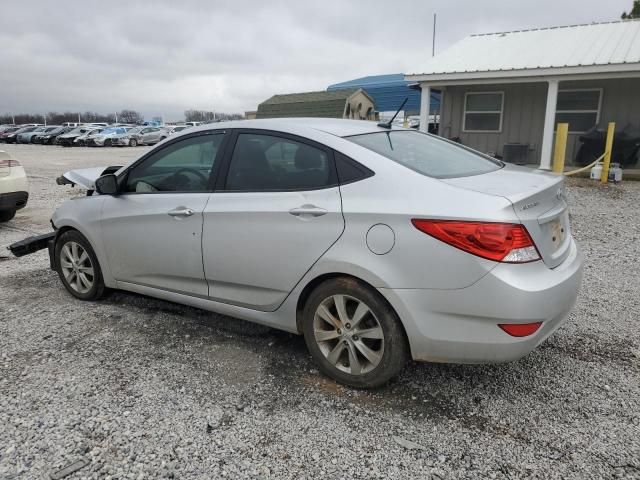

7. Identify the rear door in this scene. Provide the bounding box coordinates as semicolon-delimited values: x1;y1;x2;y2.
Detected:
201;130;344;311
101;131;227;295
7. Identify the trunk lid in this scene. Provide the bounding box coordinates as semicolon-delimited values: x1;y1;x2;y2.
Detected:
442;164;571;268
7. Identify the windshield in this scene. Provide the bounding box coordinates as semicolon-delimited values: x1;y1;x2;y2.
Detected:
347;130;503;179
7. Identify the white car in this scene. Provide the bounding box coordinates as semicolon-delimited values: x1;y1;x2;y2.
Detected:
0;150;28;222
10;119;582;387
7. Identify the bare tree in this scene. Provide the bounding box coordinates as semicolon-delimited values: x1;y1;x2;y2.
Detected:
117;110;144;124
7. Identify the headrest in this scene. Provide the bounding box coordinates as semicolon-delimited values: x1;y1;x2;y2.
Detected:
294;144;324;170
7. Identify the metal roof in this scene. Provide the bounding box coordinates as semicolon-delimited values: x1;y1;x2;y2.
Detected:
327;74;438;113
407;19;640;80
256;89;372;119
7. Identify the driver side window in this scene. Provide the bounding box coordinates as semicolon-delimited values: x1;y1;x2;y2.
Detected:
125;133;223;193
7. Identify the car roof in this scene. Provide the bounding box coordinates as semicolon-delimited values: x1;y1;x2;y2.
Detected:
186;118;403;138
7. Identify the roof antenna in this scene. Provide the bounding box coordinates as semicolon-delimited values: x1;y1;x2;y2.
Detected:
377;97;408;129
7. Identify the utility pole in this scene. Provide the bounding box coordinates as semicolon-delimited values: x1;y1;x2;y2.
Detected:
78;112;81;124
432;13;437;57
115;111;118;123
11;114;15;125
43;113;47;126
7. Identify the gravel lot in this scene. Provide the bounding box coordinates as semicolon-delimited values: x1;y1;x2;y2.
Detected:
1;144;639;479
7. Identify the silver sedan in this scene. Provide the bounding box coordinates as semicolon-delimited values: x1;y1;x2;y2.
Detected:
46;118;582;388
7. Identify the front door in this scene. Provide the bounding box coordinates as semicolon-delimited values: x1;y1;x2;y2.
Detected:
101;131;227;296
202;131;344;311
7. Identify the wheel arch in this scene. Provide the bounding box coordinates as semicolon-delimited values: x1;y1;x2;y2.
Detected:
294;272;410;350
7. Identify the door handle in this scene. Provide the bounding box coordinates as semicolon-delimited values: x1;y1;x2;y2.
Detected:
168;206;195;217
289;205;328;217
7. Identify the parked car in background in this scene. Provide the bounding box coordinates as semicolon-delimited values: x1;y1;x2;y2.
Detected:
87;127;134;147
165;125;189;136
111;127;144;147
0;150;28;222
34;126;73;145
0;127;22;143
137;126;170;145
30;118;582;388
74;128;105;146
2;126;39;144
57;127;100;147
17;126;53;144
184;121;202;127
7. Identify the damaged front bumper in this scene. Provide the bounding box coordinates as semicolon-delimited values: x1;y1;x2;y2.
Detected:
8;231;56;267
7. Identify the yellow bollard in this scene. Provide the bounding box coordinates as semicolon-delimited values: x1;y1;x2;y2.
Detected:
552;123;569;174
600;122;615;183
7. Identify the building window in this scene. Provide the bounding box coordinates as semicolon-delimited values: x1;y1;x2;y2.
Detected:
555;89;602;133
463;92;504;132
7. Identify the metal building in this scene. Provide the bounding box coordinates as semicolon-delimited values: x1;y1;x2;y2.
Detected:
327;74;440;115
407;20;640;168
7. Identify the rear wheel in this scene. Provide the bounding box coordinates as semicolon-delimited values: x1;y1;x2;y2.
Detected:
0;210;16;222
302;278;408;388
55;230;106;300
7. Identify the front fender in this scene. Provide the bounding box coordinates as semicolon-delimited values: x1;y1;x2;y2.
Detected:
51;196;116;287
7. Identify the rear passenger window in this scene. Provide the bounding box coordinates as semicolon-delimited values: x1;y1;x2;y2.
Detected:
335;152;374;184
225;133;336;191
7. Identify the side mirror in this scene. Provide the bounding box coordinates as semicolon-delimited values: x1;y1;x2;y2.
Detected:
95;174;119;195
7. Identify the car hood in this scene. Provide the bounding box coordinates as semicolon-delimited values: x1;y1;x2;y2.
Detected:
57;166;122;190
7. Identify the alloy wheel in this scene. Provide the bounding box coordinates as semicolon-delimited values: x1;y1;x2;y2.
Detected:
59;241;94;294
313;294;384;375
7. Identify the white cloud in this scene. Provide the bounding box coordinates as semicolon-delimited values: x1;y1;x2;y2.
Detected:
0;0;630;120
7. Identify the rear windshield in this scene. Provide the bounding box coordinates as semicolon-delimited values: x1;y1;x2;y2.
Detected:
347;130;502;179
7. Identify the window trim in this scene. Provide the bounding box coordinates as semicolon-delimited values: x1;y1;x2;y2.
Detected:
117;129;229;195
462;91;504;133
555;88;603;134
216;129;339;193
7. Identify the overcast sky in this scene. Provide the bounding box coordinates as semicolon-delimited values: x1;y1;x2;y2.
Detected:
0;0;632;121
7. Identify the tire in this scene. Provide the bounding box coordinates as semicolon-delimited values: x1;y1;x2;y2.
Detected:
54;230;107;301
104;139;112;147
0;210;16;222
302;277;408;388
129;138;137;147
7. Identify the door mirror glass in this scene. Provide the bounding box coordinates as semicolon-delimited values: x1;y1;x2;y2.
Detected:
95;174;119;195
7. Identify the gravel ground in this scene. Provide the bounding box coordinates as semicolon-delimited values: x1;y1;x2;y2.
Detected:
1;144;639;479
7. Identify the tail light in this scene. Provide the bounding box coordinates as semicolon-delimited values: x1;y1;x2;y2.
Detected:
412;219;540;263
0;159;20;168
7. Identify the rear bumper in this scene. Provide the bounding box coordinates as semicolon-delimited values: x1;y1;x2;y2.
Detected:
0;191;28;211
380;238;583;364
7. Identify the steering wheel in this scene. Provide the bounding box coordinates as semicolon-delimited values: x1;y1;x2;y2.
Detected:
171;167;209;189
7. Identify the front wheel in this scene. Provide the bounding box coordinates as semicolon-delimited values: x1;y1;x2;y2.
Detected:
55;230;107;300
129;138;137;147
302;278;408;388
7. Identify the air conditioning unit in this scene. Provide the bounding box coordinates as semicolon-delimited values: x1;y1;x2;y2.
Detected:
502;143;530;164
